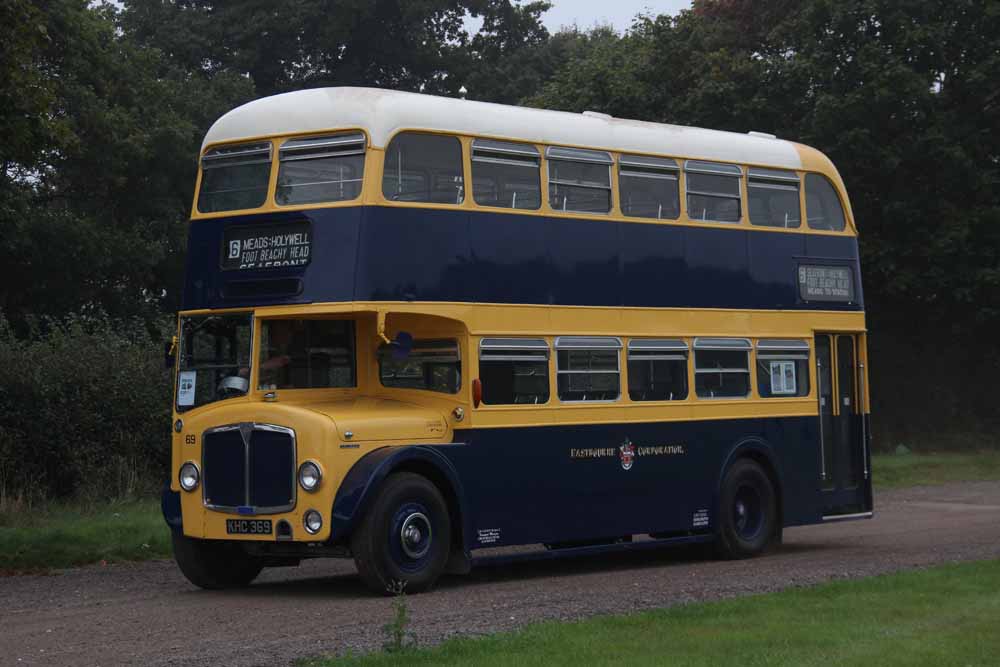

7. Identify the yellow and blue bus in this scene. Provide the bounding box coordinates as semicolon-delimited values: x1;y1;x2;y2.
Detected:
163;87;872;593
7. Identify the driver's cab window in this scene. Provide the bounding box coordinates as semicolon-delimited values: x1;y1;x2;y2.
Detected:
258;319;356;390
379;339;461;394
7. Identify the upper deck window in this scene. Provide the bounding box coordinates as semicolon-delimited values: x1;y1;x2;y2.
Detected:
383;132;464;204
276;133;365;206
748;167;801;228
471;139;541;210
555;336;621;401
197;142;272;213
756;339;810;398
479;338;549;404
694;337;751;398
805;174;847;231
685;160;743;223
627;339;688;401
546;146;612;214
619;155;680;220
379;339;461;394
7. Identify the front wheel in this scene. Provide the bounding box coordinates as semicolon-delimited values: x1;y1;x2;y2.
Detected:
715;459;777;559
171;531;263;589
351;472;451;594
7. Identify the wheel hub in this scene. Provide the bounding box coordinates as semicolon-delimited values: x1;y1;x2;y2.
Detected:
399;512;431;559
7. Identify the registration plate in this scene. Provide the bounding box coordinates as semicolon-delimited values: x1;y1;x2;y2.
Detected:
226;519;272;535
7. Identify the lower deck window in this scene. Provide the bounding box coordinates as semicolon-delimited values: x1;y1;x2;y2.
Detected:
379;339;461;394
757;340;810;397
555;336;621;401
479;338;549;404
694;338;751;398
627;339;688;401
258;319;356;390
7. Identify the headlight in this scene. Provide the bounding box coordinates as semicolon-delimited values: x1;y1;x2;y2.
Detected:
303;509;323;535
298;461;322;492
178;462;200;492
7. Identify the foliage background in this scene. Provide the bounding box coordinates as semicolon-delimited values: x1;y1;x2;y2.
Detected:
1;0;997;501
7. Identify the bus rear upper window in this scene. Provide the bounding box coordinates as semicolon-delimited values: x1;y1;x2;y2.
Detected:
619;155;680;220
555;336;621;401
479;338;549;404
685;160;742;223
748;168;801;228
805;174;847;231
756;339;810;398
627;339;688;401
547;146;612;214
276;133;365;206
383;132;464;204
472;139;541;210
379;339;461;394
694;338;750;398
197;142;272;213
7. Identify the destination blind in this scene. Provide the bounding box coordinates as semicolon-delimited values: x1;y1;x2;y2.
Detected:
222;221;312;270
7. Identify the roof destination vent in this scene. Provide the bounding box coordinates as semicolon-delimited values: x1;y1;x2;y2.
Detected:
582;110;613;120
748;131;778;139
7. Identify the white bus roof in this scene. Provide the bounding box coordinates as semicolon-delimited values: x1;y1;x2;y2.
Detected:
203;87;805;169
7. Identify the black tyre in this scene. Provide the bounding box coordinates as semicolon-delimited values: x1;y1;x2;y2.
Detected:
715;459;777;559
351;472;451;595
171;531;263;589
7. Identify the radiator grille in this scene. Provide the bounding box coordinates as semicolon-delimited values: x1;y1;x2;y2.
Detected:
202;423;296;514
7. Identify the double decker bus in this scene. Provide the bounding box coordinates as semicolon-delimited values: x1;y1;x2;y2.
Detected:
163;87;872;593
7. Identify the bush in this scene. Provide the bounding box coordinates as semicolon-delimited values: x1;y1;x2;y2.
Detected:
0;312;172;504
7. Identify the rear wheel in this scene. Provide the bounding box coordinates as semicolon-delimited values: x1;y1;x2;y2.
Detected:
351;472;451;594
171;531;263;589
715;459;777;559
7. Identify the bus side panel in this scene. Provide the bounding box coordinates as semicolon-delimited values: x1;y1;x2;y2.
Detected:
183;205;864;312
436;415;824;551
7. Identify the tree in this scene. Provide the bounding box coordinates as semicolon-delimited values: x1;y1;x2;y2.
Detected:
121;0;553;99
0;1;253;326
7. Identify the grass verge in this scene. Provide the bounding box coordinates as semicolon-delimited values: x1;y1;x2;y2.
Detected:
302;559;1000;667
872;450;1000;489
0;498;171;573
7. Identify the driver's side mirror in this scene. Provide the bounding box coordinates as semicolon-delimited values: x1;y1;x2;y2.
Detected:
164;337;177;370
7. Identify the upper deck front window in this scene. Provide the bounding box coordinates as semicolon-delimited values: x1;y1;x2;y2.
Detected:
197;142;272;213
276;133;366;206
383;132;464;204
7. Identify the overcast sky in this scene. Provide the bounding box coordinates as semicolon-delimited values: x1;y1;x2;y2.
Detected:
537;0;692;32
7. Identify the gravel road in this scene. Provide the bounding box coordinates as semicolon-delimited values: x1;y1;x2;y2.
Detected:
3;480;1000;666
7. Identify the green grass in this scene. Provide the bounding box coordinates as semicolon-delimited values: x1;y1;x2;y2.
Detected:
872;450;1000;489
1;451;998;572
0;498;171;572
303;559;1000;667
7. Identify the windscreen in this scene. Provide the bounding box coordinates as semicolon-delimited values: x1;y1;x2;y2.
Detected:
176;313;253;411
